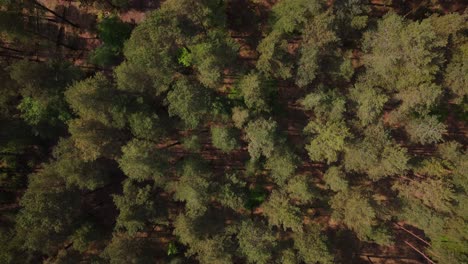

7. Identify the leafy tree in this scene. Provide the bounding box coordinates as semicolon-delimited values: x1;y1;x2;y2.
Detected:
257;0;325;79
238;73;271;112
173;213;233;264
166;77;211;128
293;225;334;264
286;174;315;202
182;135;201;152
65;73;127;128
231;106;250;129
349;80;388;126
210;126;239;152
97;15;132;49
119;139;168;185
299;89;346;121
102;233;155;264
68;118;126;161
405;116;447;145
70;222;101;252
344;124;408;180
244;118;278;160
323;166;348;192
296;11;339;87
265;147;299;185
393;178;455;214
168;158;211;217
237;220;277;264
113;180;158;235
215;173;247;210
53;138;110;190
263;190;303;232
304;119;350;164
128;111;165;140
16;165;81;253
330;190;391;245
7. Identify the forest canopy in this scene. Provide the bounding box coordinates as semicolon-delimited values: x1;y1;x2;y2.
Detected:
0;0;467;264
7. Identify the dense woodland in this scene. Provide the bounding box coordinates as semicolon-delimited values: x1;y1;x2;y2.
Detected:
0;0;467;263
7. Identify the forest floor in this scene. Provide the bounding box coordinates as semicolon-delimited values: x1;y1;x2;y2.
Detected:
36;0;467;263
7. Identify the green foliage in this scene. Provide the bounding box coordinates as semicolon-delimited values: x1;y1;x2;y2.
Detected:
68;118;125;161
119;139;168;185
97;16;132;49
294;225;334;264
265;147;299;185
177;47;192;67
216;173;247;210
286;174;315;202
263;190;303;232
166;77;211;128
330;190;391;245
324;166;348;192
245;186;268;210
210;126;239;152
237;220;277;264
113;180;157;235
349;81;388;126
16;165;80;253
238;73;271;112
128;111;164;140
102;234;155;264
168;158;211;217
244;118;278;160
405;116;447;145
65;73;127;128
304;119;350;164
71;222;100;252
300;89;346;121
53;138;110;190
182;135;201;151
344;124;409;180
231;106;250;129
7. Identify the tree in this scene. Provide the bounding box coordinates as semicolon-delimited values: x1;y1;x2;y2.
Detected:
405;116;447;145
118;139;168;185
262;190;303;232
256;0;325;79
167;158;211;217
16;164;81;253
304;119;350;164
323;166;348;192
173;213;234;264
237;220;277;264
231;106;250;129
265;147;299;185
286;174;316;202
102;233;155;264
215;173;247;210
244;118;278;160
349;80;388;126
299;89;346;121
65;73;127;129
344;124;408;180
90;15;132;67
53;138;110;190
68;118;126;161
113;180;159;235
210;126;239;152
238;73;271;112
293;225;334;264
166;77;211;129
330;190;391;245
393;178;455;214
